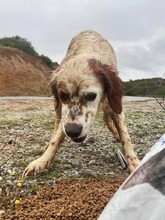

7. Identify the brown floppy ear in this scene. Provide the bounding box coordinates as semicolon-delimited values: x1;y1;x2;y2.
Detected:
89;59;124;114
50;69;60;110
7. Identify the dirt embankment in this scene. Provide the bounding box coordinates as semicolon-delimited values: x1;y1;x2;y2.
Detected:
0;47;53;96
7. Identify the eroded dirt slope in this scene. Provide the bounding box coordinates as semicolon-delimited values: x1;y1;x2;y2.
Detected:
0;47;52;96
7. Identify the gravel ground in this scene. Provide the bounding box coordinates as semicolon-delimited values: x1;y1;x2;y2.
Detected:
0;98;164;219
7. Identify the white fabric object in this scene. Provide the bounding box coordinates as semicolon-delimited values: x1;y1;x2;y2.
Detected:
98;134;165;220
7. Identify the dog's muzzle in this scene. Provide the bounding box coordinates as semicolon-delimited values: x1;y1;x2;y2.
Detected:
64;123;86;143
71;136;87;143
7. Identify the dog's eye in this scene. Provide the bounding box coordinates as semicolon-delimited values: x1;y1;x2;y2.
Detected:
59;92;69;102
85;92;97;101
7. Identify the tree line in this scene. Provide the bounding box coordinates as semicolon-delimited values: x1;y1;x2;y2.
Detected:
123;77;165;98
0;36;58;68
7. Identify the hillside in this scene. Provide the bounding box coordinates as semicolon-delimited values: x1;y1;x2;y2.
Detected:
124;78;165;97
0;47;54;96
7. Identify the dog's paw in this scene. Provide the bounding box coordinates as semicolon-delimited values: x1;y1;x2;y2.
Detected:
126;154;140;173
23;157;50;177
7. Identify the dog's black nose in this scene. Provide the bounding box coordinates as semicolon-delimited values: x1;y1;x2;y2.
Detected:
65;123;82;138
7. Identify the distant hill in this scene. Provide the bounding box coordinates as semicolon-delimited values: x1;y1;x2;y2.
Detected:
0;47;56;96
123;78;165;98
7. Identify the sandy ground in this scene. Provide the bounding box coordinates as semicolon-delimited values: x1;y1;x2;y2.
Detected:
0;98;162;219
0;97;160;111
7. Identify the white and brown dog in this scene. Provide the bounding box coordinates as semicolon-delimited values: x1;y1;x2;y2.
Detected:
23;30;140;176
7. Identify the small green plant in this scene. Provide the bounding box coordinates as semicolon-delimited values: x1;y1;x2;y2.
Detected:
95;113;103;123
28;183;39;195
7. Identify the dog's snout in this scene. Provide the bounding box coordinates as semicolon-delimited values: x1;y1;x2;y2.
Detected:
65;123;82;138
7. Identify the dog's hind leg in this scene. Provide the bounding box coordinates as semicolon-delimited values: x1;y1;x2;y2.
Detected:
103;111;120;142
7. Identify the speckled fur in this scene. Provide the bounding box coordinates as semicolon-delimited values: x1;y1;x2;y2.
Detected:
23;30;140;176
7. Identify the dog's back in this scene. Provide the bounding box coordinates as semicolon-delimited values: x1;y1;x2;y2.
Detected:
61;30;117;71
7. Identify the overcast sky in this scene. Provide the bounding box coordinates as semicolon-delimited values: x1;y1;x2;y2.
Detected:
0;0;165;81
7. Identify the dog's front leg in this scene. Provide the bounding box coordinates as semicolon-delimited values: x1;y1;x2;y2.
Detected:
111;111;140;172
23;123;65;177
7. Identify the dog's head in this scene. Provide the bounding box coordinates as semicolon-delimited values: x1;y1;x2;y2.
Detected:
51;58;123;143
